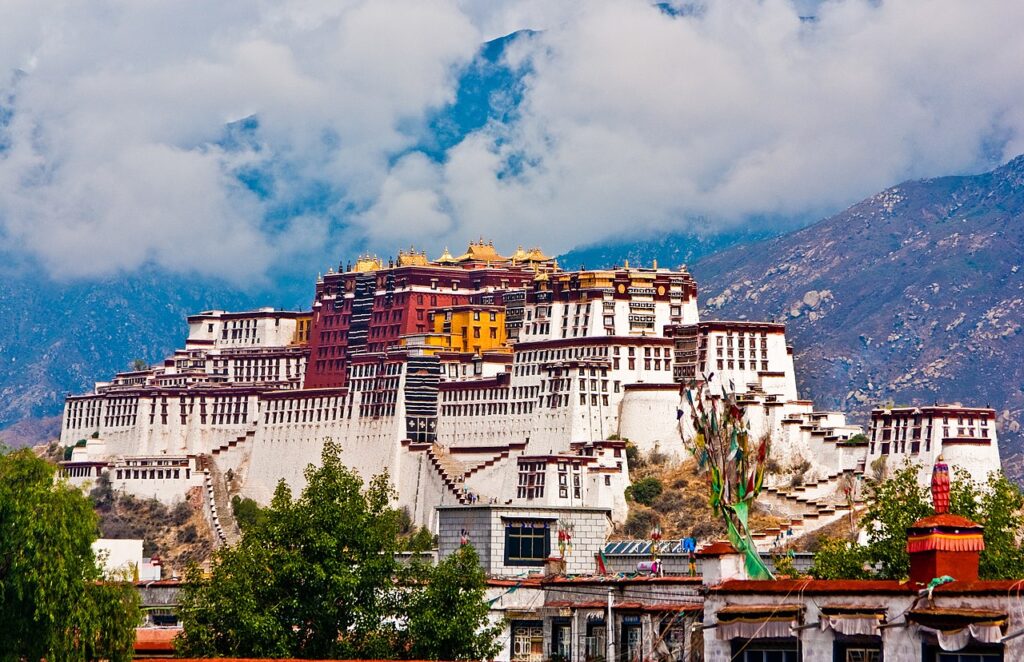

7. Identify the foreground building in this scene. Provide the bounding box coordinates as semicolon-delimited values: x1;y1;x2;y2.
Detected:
131;480;1022;662
432;461;1019;662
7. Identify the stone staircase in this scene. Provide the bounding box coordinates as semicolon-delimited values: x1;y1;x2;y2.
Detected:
451;442;525;481
752;502;864;552
423;443;472;505
753;468;865;551
197;454;241;547
404;441;523;506
761;468;859;514
211;424;258;457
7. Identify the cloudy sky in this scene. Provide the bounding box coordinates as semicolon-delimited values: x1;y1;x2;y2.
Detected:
1;0;1022;284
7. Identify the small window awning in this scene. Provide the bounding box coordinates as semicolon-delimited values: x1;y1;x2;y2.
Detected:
715;604;802;640
819;606;887;637
908;608;1007;651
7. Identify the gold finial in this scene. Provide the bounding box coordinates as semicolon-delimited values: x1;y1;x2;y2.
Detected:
624;259;629;269
653;259;658;269
436;246;456;264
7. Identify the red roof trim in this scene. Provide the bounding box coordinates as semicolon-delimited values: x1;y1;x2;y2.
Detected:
712;579;1024;595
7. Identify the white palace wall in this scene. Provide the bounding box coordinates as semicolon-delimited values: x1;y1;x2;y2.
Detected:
617;385;683;456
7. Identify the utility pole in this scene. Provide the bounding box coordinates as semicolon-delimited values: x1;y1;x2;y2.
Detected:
606;587;615;662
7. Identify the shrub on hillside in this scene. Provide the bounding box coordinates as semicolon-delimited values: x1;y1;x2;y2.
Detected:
626;477;663;506
623;509;660;538
625;442;644;470
170;501;192;526
650;489;686;514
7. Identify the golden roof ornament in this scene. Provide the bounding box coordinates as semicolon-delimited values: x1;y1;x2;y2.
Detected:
455;238;507;263
436;246;456;264
398;245;428;267
524;247;551;262
354;254;383;272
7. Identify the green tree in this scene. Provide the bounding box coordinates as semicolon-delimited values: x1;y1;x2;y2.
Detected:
177;441;405;658
229;495;267;532
950;469;1024;579
809;538;871;580
861;462;932;579
406;546;503;660
0;448;140;661
177;441;500;659
812;464;1024;581
406;526;436;553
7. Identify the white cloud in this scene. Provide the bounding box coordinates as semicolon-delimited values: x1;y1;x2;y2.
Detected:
354;152;453;243
1;0;1023;280
0;0;478;282
427;0;1024;253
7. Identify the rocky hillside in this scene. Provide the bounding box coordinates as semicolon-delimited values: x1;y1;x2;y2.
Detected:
691;155;1024;478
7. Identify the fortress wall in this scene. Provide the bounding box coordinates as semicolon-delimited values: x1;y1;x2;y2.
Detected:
617;388;682;456
463;455;520;502
240;413;401;505
62;393;259;457
395;451;463;530
435;413;531;448
941;440;1002;485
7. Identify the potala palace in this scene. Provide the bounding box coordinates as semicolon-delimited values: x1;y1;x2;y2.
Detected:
59;240;1002;546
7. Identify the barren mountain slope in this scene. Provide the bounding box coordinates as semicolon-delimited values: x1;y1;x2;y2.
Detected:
692;155;1024;478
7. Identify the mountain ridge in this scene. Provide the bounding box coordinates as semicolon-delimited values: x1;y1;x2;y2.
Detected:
691;154;1024;478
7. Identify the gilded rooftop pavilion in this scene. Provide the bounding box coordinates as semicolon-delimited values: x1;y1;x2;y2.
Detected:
343;239;556;274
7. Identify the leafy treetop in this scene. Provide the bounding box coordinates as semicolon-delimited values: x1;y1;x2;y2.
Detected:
0;447;140;662
810;463;1024;581
176;440;500;660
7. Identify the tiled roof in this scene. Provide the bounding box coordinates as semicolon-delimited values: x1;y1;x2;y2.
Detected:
909;513;982;529
486;577;543;588
696;541;738;557
134;579;184;587
712;578;1024;595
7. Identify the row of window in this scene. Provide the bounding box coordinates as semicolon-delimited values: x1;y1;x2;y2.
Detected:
114;468;188;481
705;359;772;372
